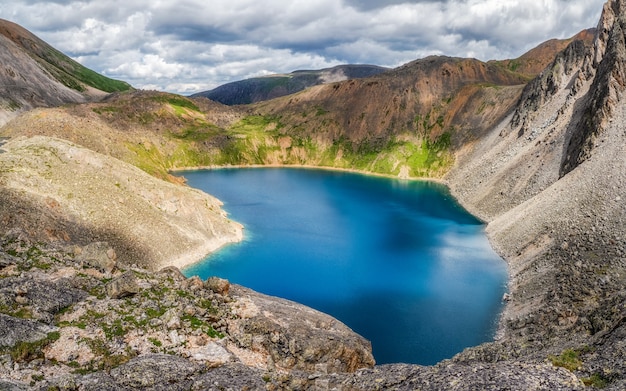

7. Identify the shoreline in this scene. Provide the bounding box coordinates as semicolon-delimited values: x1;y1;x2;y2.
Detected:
169;163;448;185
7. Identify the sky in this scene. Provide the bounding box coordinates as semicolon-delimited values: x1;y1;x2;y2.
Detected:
0;0;606;95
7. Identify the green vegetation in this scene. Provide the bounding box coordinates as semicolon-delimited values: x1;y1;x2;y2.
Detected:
548;349;583;372
102;319;126;339
5;331;60;362
148;337;162;347
151;95;200;113
81;337;132;371
92;106;121;115
582;373;610;388
315;106;329;116
181;314;223;338
33;45;131;93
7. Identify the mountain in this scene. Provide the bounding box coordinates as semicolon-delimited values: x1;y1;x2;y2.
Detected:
191;64;389;105
1;3;626;389
0;18;131;124
489;28;597;77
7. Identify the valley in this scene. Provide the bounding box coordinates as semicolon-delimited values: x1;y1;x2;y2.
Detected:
0;1;625;389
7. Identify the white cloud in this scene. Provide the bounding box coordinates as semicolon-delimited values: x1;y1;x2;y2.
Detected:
0;0;607;95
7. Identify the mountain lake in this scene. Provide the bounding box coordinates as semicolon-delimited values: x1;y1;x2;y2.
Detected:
179;168;508;365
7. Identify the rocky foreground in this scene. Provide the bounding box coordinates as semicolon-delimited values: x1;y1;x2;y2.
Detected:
0;231;374;390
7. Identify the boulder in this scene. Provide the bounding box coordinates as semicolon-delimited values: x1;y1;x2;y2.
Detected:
110;354;201;390
187;342;233;366
0;313;57;348
0;277;86;320
205;277;230;295
227;285;375;373
75;242;117;274
158;266;187;282
191;363;268;390
105;271;140;299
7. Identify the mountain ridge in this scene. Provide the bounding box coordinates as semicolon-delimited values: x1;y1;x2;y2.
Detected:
191;64;389;105
0;18;131;125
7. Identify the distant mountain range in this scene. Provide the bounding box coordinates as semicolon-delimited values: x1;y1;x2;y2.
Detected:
191;64;389;105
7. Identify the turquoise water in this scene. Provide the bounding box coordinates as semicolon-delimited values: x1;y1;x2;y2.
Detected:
180;168;507;365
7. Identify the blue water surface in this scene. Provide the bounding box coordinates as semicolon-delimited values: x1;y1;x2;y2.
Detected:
179;168;508;365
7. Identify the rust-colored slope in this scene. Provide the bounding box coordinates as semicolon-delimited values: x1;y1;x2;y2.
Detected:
253;56;527;148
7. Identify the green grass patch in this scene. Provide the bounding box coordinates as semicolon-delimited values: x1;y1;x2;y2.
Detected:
6;331;60;362
229;115;283;134
549;349;582;372
148;337;162;347
169;124;221;142
102;319;126;339
151;95;200;112
36;46;131;93
92;106;122;115
582;373;610;388
181;314;223;338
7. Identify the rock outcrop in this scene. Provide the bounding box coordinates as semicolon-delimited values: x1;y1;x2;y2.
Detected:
0;232;374;390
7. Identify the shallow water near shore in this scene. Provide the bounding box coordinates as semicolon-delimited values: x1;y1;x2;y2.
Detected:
180;168;507;365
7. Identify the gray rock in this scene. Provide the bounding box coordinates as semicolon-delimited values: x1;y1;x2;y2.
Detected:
0;380;29;391
335;362;584;391
228;285;375;373
0;314;56;348
110;354;201;390
158;266;187;282
75;242;117;273
191;363;268;391
75;372;130;391
0;277;86;319
106;271;140;299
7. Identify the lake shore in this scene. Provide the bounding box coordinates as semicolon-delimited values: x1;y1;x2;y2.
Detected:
170;163;448;184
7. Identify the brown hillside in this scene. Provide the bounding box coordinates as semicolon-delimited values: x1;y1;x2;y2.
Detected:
253;56;528;149
491;29;596;77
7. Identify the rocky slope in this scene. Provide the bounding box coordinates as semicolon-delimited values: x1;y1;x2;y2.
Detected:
0;19;131;126
0;233;373;390
443;0;626;389
0;136;243;271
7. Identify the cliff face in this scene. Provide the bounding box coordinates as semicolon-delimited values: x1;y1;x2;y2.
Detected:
444;1;626;389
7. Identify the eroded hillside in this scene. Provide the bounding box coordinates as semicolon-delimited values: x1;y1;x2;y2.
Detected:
0;18;131;126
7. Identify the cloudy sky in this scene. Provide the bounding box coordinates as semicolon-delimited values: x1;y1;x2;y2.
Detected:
0;0;606;95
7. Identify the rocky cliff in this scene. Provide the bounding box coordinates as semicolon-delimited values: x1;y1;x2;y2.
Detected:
444;1;626;389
